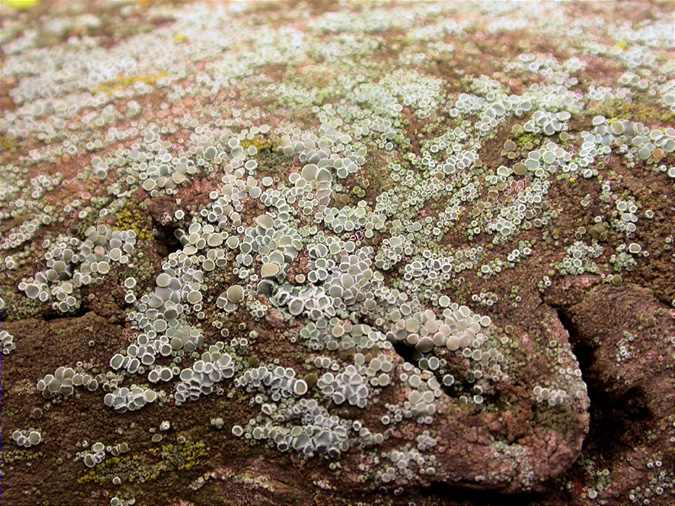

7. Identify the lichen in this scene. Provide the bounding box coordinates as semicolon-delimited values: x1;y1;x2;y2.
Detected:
113;205;153;242
94;72;170;96
78;440;208;485
1;1;673;503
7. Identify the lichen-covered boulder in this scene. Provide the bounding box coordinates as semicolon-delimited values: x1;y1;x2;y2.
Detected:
0;1;673;505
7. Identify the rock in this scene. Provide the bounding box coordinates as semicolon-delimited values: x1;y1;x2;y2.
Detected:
542;284;675;505
0;0;673;505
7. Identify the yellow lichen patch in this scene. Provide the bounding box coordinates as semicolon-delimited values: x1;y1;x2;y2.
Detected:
94;71;169;96
174;33;189;43
240;136;275;152
2;0;41;10
510;127;542;150
591;99;675;124
0;135;18;153
114;205;153;242
78;440;208;485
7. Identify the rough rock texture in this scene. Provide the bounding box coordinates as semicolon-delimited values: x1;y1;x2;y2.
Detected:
543;280;674;506
0;1;673;506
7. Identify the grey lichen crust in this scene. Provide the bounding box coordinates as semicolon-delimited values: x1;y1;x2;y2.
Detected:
0;1;673;505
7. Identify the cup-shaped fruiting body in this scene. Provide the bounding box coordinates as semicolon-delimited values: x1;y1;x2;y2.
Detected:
11;428;43;448
0;330;16;355
37;366;99;399
174;348;236;405
19;226;136;313
103;385;159;413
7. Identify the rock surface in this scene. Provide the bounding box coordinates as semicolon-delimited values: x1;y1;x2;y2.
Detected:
0;1;673;505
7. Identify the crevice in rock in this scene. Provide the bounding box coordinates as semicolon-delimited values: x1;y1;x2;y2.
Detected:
552;304;651;460
391;340;418;366
554;305;595;373
42;305;89;321
152;221;182;256
372;481;544;506
390;341;455;397
584;383;650;459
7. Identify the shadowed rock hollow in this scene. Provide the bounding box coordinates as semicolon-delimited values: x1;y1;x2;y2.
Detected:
0;1;673;505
